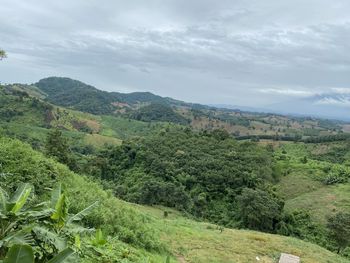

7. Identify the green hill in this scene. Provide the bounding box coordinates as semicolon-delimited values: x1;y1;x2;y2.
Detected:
35;77;176;115
130;103;190;124
0;136;348;262
33;77;347;139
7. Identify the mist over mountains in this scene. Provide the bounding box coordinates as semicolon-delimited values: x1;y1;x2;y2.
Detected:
214;90;350;121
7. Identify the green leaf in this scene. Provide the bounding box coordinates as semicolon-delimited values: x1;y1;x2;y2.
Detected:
51;184;62;209
67;201;98;224
4;226;34;247
92;229;107;246
47;248;75;263
74;234;81;249
51;194;68;228
3;244;34;263
9;184;32;214
0;187;8;213
32;227;66;251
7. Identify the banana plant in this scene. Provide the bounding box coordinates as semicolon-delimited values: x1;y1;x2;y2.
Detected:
0;183;98;262
49;183;98;233
2;244;74;263
0;184;52;252
32;183;98;260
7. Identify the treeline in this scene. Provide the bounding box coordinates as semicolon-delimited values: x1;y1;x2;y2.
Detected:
235;134;302;142
235;133;350;143
302;133;350;143
130;103;190;125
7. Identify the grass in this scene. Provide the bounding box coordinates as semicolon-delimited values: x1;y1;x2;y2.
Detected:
136;206;350;263
276;142;350;225
84;133;122;148
100;115;170;139
277;169;324;199
285;184;350;224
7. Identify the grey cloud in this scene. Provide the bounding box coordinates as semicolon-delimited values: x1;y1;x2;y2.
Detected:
1;0;350;114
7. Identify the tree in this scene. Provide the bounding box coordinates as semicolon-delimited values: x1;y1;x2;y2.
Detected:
237;188;283;232
327;212;350;253
0;49;6;60
45;129;74;168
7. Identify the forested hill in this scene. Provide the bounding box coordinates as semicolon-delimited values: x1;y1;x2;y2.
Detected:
5;76;350;139
35;77;192;115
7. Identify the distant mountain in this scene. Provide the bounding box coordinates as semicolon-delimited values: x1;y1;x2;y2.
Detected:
35;77;187;115
264;93;350;121
2;78;349;139
209;104;275;114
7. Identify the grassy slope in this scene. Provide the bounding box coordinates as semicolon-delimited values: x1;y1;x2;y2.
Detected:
137;206;349;263
1;136;347;262
275;142;350;224
0;87;168;149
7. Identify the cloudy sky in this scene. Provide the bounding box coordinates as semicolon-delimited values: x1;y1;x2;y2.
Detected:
1;0;350;111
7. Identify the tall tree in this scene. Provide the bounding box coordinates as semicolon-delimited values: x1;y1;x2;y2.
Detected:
0;49;6;60
237;188;283;232
45;129;73;168
327;212;350;253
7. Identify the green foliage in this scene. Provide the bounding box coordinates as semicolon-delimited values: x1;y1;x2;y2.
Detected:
327;212;350;253
35;77;175;115
276;210;328;247
45;129;75;169
130;103;189;124
0;183;80;262
0;86;51;127
237;188;283;232
3;244;34;263
0;137;162;252
0;49;6;60
35;77;116;115
0;138;58;194
88;128;276;226
46;248;75;263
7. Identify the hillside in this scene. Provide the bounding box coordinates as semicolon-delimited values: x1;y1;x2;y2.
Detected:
1;79;350;261
274;142;350;224
0;136;348;263
0;84;171;150
30;77;349;139
35;77;181;115
138;205;349;263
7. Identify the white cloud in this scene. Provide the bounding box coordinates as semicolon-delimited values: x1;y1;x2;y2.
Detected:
1;0;350;113
315;96;350;107
331;87;350;94
258;88;315;97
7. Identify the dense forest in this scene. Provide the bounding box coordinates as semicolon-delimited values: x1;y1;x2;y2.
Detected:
88;129;278;226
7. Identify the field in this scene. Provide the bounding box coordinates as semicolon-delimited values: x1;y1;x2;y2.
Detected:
275;142;350;224
137;205;350;263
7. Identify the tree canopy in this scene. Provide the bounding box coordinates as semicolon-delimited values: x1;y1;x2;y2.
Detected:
327;212;350;253
0;49;6;60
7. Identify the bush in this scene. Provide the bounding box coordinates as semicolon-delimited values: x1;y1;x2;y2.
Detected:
0;136;163;251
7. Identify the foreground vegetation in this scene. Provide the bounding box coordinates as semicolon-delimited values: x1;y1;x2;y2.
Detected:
0;136;348;262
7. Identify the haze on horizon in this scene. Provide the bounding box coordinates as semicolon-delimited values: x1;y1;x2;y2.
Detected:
1;0;350;119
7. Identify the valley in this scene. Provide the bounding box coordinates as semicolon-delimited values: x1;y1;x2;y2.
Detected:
1;77;350;262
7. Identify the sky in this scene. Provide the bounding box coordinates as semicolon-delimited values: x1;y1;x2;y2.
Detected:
1;0;350;112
